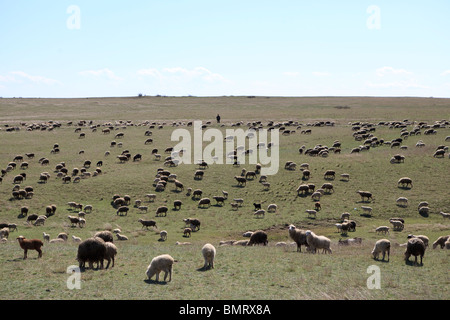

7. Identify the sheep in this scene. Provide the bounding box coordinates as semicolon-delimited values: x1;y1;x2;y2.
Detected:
440;211;450;219
407;234;429;248
418;206;430;216
201;243;216;270
305;230;332;254
242;231;253;238
159;230;168;241
72;235;82;243
94;230;114;243
253;209;265;218
183;228;192;237
145;194;156;202
361;206;373;216
432;235;450;249
77;237;106;270
338;237;362;246
175;241;191;246
198;198;211;208
230;203;239;210
288;225;308;252
104;242;117;269
306;209;317;218
356;190;373;202
267;204;277;213
183;218;201;231
247;230;268;246
233;198;244;206
396;197;408;207
376;226;390;234
445;239;450;250
340;173;350;181
58;232;69;241
398;177;413;188
68;215;80;227
340;212;350;221
219;240;236;246
16;236;43;259
371;239;390;261
155;206;168;217
390;219;404;231
145;254;174;282
33;216;47;226
213;196;226;206
404;238;425;265
0;227;10;240
116;233;129;241
233;240;249;246
138;218;157;230
138;206;149;213
43;232;50;242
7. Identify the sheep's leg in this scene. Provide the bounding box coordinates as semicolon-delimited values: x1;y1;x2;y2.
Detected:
37;248;42;258
23;249;28;259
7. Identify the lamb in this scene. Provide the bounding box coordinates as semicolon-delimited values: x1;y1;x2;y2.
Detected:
183;228;192;237
175;241;191;246
72;235;82;243
145;194;156;202
235;176;247;186
376;226;390;234
340;212;350;221
305;230;332;254
77;237;106;270
338;237;362;246
219;240;236;246
17;236;43;259
432;235;450;249
138;218;157;230
371;239;390;261
104;242;117;269
407;234;429;248
201;243;216;270
138;206;148;213
418;206;430;216
247;230;268;246
404;238;425;265
242;231;253;237
288;225;308;252
116;233;129;241
43;232;50;242
233;240;249;246
233;198;244;206
145;254;174;282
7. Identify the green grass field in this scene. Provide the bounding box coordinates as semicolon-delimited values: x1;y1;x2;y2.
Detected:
0;96;449;300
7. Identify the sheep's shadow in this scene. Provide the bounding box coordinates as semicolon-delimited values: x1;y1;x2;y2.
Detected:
196;266;213;272
405;260;423;267
397;186;412;191
143;279;169;285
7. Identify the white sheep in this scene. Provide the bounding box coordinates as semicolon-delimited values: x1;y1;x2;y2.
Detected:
145;254;174;282
340;212;350;221
306;209;317;218
116;233;128;241
440;211;450;219
390;219;404;231
371;239;390;261
233;198;244;206
232;240;249;246
253;209;265;218
219;240;236;246
407;234;429;248
376;226;390;234
175;241;191;245
42;232;50;242
305;230;332;254
361;206;373;215
396;197;408;207
72;235;82;243
267;204;277;213
201;243;216;269
242;231;253;237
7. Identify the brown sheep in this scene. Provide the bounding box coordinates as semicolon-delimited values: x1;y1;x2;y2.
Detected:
17;236;43;259
404;238;425;265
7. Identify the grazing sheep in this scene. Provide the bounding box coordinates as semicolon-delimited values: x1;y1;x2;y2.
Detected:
398;177;413;188
305;230;332;254
361;206;373;216
371;239;390;261
235;176;247;186
175;241;191;246
94;230;114;243
104;242;117;269
230;203;239;210
183;218;200;231
68;215;80;227
404;238;425;265
138;206;148;213
418;206;430;216
340;173;350;181
340;212;350;221
432;235;450;249
253;209;265;218
213;196;226;206
155;206;168;217
72;235;82;243
198;198;211;208
396;197;408;207
138;218;157;230
356;190;373;202
390;219;404;231
267;204;278;213
376;226;390;234
183;228;192;237
233;198;244;206
146;254;174;282
247;230;268;246
77;237;106;270
445;240;450;250
17;236;43;259
288;225;308;252
201;243;216;270
407;234;429;248
146;194;156;202
0;227;10;240
49;238;65;244
159;230;168;241
242;231;253;238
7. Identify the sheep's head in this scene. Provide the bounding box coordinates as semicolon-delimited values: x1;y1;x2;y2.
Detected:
16;236;25;241
305;230;312;236
288;225;295;231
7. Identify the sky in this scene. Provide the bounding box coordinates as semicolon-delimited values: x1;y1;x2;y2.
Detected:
0;0;449;98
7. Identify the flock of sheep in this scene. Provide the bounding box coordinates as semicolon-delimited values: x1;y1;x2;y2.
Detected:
0;117;449;286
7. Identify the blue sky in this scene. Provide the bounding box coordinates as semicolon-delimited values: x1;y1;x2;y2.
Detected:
1;0;449;98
